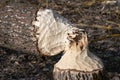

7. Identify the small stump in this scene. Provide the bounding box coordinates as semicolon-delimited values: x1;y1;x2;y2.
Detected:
53;28;105;80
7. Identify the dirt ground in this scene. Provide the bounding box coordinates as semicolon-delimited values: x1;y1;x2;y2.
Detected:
0;0;120;80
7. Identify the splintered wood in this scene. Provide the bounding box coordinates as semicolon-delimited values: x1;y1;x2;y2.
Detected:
32;9;72;56
32;9;106;80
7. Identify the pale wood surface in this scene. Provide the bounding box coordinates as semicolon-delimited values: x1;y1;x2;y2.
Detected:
32;9;72;56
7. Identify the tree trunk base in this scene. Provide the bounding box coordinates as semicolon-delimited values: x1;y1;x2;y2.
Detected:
53;67;107;80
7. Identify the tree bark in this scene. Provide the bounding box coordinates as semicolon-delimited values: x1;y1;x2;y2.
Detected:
0;2;38;54
53;67;106;80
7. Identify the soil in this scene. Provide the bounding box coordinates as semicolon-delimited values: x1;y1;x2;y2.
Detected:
0;0;120;80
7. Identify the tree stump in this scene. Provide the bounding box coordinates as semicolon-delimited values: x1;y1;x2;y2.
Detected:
53;29;104;80
32;9;106;80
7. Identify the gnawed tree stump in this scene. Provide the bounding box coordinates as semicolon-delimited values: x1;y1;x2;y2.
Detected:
53;28;104;80
33;9;106;80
